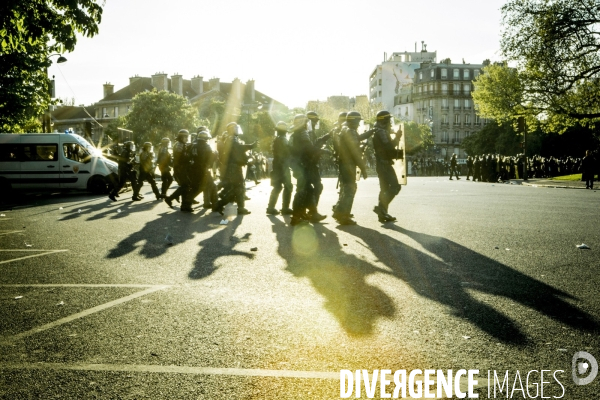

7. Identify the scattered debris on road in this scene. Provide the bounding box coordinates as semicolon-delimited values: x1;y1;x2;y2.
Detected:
576;243;591;249
57;301;64;306
165;234;174;245
14;296;23;300
220;219;228;225
250;247;258;251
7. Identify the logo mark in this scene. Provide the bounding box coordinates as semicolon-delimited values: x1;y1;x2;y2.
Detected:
572;351;598;386
73;165;79;174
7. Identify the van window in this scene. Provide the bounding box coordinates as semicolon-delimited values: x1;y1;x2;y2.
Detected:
22;144;58;161
0;144;19;161
63;143;90;163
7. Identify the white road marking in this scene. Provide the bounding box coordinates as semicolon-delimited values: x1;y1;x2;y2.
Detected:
0;362;339;380
0;230;22;235
0;285;170;345
0;284;164;288
0;250;68;265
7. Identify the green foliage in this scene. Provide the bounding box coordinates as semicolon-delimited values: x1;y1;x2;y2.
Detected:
0;1;103;132
124;90;199;145
103;116;126;141
402;121;434;155
461;122;524;156
497;0;600;129
472;64;525;123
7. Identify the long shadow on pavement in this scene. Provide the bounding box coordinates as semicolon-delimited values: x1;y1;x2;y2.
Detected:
188;216;255;280
338;223;599;346
269;216;395;336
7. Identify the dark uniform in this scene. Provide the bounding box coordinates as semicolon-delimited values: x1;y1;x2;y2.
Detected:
334;111;369;225
331;112;348;215
108;141;139;201
182;129;216;212
213;123;256;215
466;156;473;180
449;153;460;180
371;111;402;223
305;111;328;220
289;114;319;226
156;138;173;197
267;122;293;215
165;130;190;207
137;142;161;200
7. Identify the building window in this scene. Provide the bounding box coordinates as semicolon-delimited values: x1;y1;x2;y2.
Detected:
441;98;449;109
419;72;423;80
463;84;471;93
113;107;118;118
453;83;460;93
474;69;480;78
418;86;422;93
442;114;449;124
378;79;382;85
102;107;107;117
126;105;130;113
454;99;461;109
441;83;448;94
453;69;460;79
441;68;447;79
475;115;481;125
454;114;461;124
378;91;382;97
429;84;434;92
464;99;471;109
465;114;471;124
464;69;470;79
442;131;449;142
431;69;435;78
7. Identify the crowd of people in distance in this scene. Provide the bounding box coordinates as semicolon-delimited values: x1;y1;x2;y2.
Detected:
410;151;600;186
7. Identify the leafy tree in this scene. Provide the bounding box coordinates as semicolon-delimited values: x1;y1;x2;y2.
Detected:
472;63;525;123
124;90;199;145
402;121;434;155
461;122;523;156
495;0;600;128
0;1;103;132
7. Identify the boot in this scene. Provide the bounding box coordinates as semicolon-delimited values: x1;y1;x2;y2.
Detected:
266;207;280;215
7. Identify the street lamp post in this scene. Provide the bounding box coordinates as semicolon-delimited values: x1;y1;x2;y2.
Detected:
44;54;67;132
242;102;262;140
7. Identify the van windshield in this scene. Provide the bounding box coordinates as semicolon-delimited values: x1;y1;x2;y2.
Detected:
71;134;102;157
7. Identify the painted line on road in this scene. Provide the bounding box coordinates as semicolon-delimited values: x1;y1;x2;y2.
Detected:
0;362;339;380
0;285;170;345
0;284;164;288
0;250;68;265
0;230;23;236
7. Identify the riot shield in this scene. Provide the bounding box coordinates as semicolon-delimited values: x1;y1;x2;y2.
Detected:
392;123;407;185
355;122;370;181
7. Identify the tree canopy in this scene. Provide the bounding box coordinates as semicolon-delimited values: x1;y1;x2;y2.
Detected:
476;0;600;131
123;90;199;145
0;0;103;132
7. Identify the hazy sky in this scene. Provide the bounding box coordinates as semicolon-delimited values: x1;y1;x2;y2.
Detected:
49;0;507;109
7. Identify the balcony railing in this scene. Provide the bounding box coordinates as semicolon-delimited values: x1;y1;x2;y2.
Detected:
441;106;449;110
451;138;461;144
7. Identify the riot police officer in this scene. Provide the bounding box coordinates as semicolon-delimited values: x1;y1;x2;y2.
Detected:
165;129;190;207
331;111;347;214
181;128;216;212
212;122;256;215
196;126;218;209
334;111;369;225
108;141;139;202
267;121;293;215
371;110;402;223
305;111;329;221
449;153;460;180
137;142;161;200
156;138;173;198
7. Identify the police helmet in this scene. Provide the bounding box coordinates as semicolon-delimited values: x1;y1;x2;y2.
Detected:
124;141;135;151
345;111;362;128
338;112;348;121
275;121;288;132
376;110;392;120
161;137;170;144
306;111;319;120
197;126;209;134
143;142;152;149
197;129;212;141
291;114;307;131
226;122;242;136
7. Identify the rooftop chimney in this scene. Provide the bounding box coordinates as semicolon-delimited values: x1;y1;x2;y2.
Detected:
171;74;183;96
209;77;220;92
191;76;204;95
103;83;114;99
151;72;168;91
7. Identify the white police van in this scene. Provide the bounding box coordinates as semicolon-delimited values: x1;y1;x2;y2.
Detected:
0;133;118;195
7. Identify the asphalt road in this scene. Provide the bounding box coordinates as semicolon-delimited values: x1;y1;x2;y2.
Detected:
0;177;599;399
